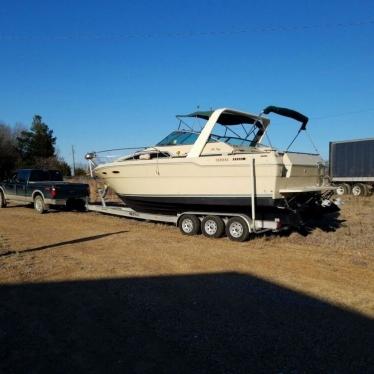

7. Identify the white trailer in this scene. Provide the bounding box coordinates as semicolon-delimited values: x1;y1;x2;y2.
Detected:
330;138;374;196
86;191;284;242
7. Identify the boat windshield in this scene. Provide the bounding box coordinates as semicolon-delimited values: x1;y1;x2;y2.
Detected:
157;131;253;147
209;134;252;147
157;131;201;146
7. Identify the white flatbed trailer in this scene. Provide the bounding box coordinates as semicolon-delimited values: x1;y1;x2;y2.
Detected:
86;201;283;242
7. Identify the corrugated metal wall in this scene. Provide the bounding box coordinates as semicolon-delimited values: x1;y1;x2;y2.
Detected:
330;139;374;177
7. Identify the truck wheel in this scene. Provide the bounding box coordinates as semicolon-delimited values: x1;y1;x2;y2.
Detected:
34;195;48;214
201;216;225;238
336;183;351;195
178;214;201;235
0;191;6;208
352;183;366;197
226;217;250;242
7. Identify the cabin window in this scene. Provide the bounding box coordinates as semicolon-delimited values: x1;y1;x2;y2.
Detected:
16;170;29;183
129;152;170;160
28;170;63;182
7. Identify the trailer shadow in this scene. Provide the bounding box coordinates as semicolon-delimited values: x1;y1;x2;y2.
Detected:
3;204;86;214
0;231;128;258
1;272;372;373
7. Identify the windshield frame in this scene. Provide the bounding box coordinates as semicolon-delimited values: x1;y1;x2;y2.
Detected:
157;125;263;149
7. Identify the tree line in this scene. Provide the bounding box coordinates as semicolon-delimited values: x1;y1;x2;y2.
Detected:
0;115;72;180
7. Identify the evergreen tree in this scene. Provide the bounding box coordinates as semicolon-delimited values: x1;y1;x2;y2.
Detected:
17;115;56;164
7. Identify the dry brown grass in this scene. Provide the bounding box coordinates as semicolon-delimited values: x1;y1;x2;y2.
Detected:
0;234;9;254
0;197;374;373
0;196;373;372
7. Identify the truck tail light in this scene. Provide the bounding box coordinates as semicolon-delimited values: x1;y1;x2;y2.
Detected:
275;218;282;230
51;186;57;198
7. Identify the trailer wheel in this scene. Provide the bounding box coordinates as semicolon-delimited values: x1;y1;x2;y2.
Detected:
367;185;373;196
336;183;351;195
352;183;366;197
359;183;370;196
0;191;6;208
178;214;201;235
201;216;225;238
226;217;250;242
34;195;48;214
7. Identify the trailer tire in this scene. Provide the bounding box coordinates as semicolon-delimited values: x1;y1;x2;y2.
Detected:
336;183;351;195
360;183;370;196
0;191;6;208
367;185;373;196
201;216;225;238
178;214;201;235
34;195;48;214
352;183;366;197
226;217;250;242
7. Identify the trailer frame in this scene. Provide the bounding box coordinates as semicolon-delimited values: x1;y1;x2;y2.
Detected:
86;200;284;241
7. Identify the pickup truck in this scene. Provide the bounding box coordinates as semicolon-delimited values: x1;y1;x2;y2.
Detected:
0;169;90;214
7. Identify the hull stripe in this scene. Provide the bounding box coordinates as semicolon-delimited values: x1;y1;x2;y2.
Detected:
118;194;284;215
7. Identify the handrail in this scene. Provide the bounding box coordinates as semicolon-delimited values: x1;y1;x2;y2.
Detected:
251;158;256;232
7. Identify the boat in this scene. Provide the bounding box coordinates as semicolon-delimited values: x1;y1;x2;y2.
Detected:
86;106;338;228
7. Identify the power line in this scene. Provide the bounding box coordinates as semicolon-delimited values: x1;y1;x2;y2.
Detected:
0;19;373;41
311;108;374;121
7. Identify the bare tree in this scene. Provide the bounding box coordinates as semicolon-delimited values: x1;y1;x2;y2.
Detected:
0;123;21;179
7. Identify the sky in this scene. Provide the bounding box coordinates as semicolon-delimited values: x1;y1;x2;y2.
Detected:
0;0;373;165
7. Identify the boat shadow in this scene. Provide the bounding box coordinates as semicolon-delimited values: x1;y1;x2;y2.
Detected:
299;211;345;235
262;210;344;238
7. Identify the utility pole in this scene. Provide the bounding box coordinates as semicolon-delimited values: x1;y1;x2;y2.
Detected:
72;145;76;177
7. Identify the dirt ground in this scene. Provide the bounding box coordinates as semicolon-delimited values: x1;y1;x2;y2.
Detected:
1;197;373;373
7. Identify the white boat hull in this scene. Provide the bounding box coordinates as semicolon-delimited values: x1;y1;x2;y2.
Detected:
95;152;327;219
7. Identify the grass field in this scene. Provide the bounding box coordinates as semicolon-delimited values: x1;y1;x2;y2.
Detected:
0;195;373;372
